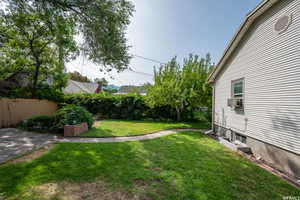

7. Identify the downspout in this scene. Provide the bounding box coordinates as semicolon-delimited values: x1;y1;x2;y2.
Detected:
212;85;215;132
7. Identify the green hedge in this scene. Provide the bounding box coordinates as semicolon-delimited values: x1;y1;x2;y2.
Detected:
19;115;57;133
62;94;210;122
2;86;64;102
63;94;181;121
3;87;211;122
16;93;210;124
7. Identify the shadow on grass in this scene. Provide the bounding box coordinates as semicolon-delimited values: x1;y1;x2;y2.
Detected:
81;127;116;137
0;132;299;200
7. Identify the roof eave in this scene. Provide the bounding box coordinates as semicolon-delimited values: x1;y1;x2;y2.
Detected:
208;0;278;84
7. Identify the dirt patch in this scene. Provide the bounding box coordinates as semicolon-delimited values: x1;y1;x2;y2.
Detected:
32;183;60;199
134;178;162;187
134;179;149;187
93;121;102;127
7;144;55;164
29;181;148;200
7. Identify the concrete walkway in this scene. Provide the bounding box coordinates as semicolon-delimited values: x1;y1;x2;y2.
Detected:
58;128;204;143
0;128;203;164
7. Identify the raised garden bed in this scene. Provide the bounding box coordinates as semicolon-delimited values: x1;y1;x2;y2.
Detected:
64;122;88;137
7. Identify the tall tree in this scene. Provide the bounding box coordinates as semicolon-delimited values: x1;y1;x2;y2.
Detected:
69;71;91;83
94;78;108;87
146;57;184;121
4;0;135;72
0;9;77;95
146;54;213;121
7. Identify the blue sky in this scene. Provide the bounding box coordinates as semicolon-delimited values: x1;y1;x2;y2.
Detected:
67;0;261;86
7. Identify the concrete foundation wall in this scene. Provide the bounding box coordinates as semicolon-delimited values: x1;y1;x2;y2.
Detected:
214;124;300;179
247;137;300;179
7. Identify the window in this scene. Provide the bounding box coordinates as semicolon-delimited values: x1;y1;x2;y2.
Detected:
229;78;245;112
235;133;247;144
232;78;244;98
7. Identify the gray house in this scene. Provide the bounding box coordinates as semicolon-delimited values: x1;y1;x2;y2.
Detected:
208;0;300;179
63;80;102;94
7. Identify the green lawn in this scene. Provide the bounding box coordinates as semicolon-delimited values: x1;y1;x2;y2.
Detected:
82;120;210;137
0;131;299;200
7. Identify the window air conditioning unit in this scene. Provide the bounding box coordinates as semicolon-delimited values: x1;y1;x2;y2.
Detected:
227;98;243;109
227;98;233;107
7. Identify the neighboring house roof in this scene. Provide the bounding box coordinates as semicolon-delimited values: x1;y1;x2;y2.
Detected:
5;72;32;86
208;0;279;83
63;80;99;94
118;85;147;94
114;92;147;96
0;72;32;94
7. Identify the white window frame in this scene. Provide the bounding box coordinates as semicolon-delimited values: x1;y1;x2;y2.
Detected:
235;133;247;144
231;78;244;99
231;78;245;112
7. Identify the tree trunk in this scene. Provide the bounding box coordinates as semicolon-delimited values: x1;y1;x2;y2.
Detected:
29;38;41;98
58;45;64;70
175;106;181;121
32;57;41;97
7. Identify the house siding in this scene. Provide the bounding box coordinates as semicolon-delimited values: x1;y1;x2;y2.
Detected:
214;0;300;157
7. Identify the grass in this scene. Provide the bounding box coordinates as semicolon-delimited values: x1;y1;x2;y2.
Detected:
82;120;210;137
0;131;299;200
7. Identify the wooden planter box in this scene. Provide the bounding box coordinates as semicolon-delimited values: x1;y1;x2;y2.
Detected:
64;122;88;137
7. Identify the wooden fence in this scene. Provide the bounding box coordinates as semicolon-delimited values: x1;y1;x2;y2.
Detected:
0;98;58;128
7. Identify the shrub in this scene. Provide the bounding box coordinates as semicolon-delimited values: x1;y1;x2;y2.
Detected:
3;86;64;102
20;105;94;133
62;93;213;122
63;93;180;121
19;94;210;132
20;115;56;133
54;105;94;132
35;86;65;103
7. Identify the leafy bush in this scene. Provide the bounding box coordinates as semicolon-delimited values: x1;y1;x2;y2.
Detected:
20;115;56;133
20;105;94;133
18;93;210;134
63;93;201;121
64;94;146;120
193;107;212;123
3;86;64;102
54;105;94;131
35;86;65;102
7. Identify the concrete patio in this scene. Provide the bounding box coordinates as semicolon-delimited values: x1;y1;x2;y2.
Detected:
0;128;57;164
0;128;204;164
